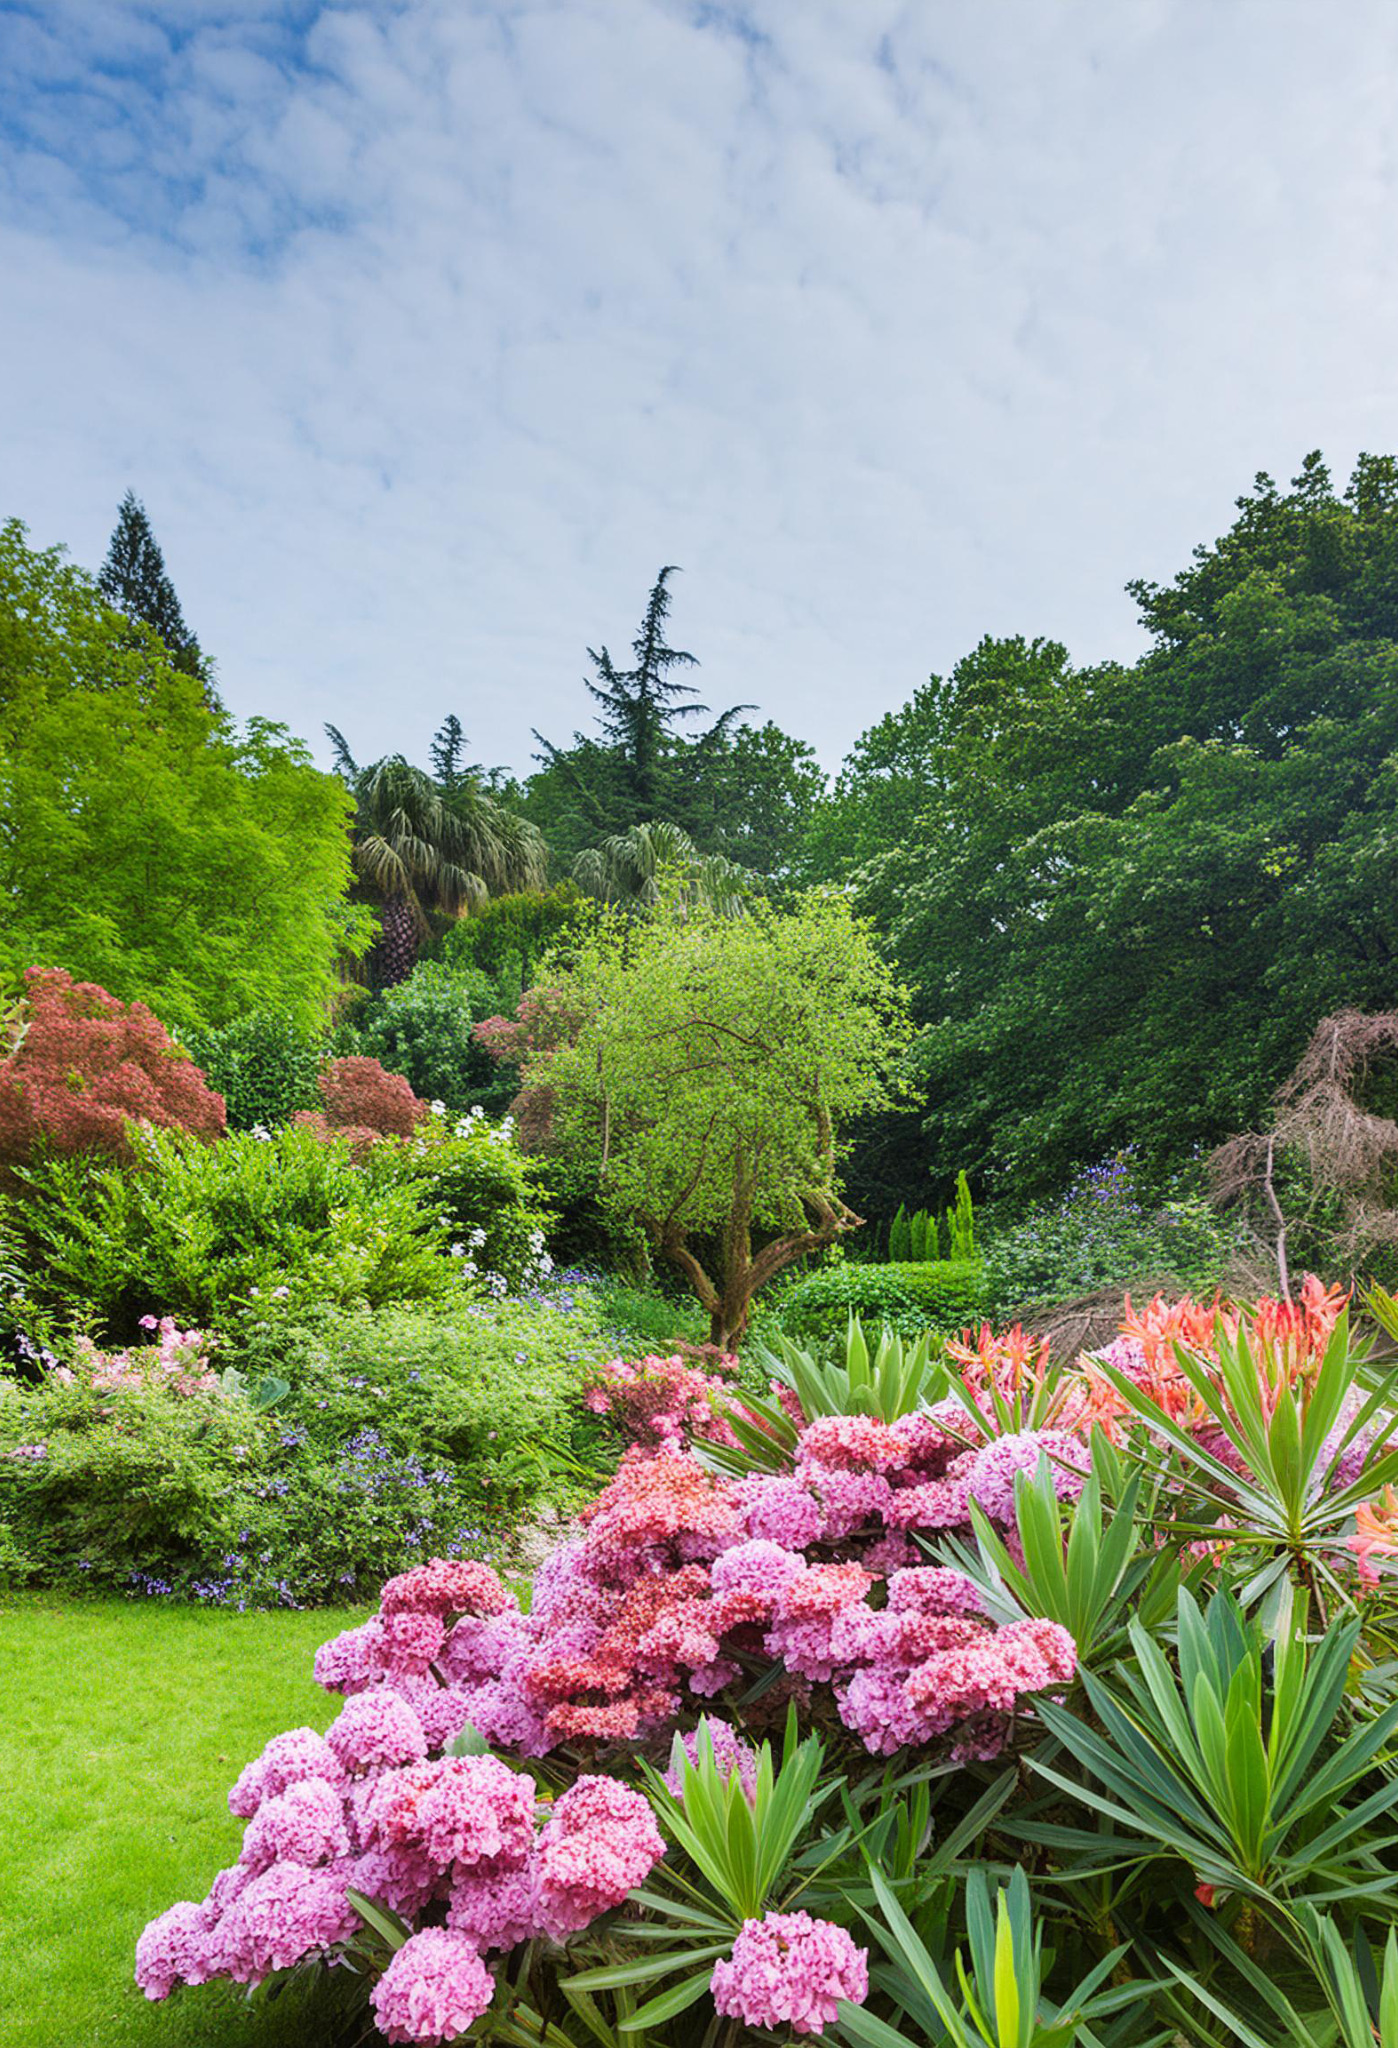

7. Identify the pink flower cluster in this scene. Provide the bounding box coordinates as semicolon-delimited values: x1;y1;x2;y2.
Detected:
137;1559;667;2032
585;1353;742;1450
140;1399;1083;2030
60;1318;218;1398
305;1427;1079;1764
711;1910;869;2036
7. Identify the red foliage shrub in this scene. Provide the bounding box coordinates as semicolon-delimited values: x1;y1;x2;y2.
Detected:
0;967;226;1168
294;1056;426;1158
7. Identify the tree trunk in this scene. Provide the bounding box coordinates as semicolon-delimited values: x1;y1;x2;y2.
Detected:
653;1180;866;1351
370;894;419;988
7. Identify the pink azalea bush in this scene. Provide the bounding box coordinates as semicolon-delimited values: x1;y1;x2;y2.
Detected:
138;1356;1087;2038
136;1284;1398;2042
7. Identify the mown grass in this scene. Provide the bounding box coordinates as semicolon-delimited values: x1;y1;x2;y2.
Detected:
0;1590;371;2048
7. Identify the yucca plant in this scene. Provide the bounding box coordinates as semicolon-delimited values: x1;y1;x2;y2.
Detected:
1033;1587;1398;1913
1091;1308;1398;1608
565;1713;839;2032
694;1316;950;1478
1168;1899;1398;2046
934;1455;1182;1674
837;1864;1157;2048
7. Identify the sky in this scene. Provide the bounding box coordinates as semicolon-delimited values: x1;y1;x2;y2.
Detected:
2;0;1396;778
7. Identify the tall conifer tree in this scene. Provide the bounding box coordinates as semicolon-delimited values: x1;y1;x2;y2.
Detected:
99;490;205;679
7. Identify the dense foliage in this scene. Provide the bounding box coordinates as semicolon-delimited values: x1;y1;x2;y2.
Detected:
0;1289;612;1606
10;1109;551;1344
521;892;909;1342
0;519;367;1029
844;456;1398;1203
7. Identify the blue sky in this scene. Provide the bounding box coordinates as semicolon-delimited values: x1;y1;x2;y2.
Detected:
3;0;1396;774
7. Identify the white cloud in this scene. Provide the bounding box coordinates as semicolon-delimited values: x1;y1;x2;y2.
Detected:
2;0;1397;775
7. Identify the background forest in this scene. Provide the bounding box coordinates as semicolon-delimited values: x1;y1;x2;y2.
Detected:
5;450;1396;1246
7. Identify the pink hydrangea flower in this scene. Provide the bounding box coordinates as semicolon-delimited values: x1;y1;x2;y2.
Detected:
214;1861;360;1983
228;1727;344;1818
344;1844;443;1920
135;1900;216;2000
240;1778;349;1870
379;1609;447;1679
711;1911;868;2035
534;1775;666;1940
371;1928;496;2045
314;1620;388;1696
325;1691;428;1772
447;1862;541;1950
377;1755;536;1870
734;1474;823;1549
380;1559;513;1619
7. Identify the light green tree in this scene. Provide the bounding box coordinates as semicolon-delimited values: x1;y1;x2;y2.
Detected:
0;517;369;1030
524;892;909;1344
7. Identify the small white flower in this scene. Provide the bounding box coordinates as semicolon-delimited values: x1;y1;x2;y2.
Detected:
429;1099;446;1116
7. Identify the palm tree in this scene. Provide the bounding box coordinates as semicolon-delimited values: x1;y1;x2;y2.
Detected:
328;729;547;986
572;819;753;919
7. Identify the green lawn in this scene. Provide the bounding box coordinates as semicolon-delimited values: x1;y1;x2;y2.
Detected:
0;1591;372;2048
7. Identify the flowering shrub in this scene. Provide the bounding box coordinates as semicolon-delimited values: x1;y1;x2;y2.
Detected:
394;1104;554;1297
584;1352;742;1449
133;1287;1398;2043
981;1151;1240;1308
0;966;225;1168
0;1293;613;1604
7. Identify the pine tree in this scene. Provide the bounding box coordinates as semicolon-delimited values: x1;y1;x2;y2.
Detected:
534;566;749;828
98;490;205;679
429;714;476;792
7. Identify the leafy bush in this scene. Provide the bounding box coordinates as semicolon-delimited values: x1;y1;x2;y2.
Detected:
12;1123;460;1341
438;883;586;984
577;1270;711;1352
394;1108;554;1293
184;1011;324;1130
1;1293;612;1605
353;962;498;1114
295;1054;427;1157
0;967;225;1168
983;1152;1240;1310
763;1256;988;1342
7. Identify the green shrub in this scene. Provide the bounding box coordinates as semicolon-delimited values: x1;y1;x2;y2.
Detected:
183;1011;325;1130
353;962;498;1113
0;1293;613;1604
396;1108;554;1291
982;1154;1240;1310
438;884;586;983
12;1124;461;1341
759;1256;988;1342
578;1272;711;1352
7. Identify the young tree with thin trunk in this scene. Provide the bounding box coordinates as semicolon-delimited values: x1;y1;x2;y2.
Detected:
521;891;908;1345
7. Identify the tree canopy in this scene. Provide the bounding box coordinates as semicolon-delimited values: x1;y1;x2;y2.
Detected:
842;455;1398;1199
0;518;366;1030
